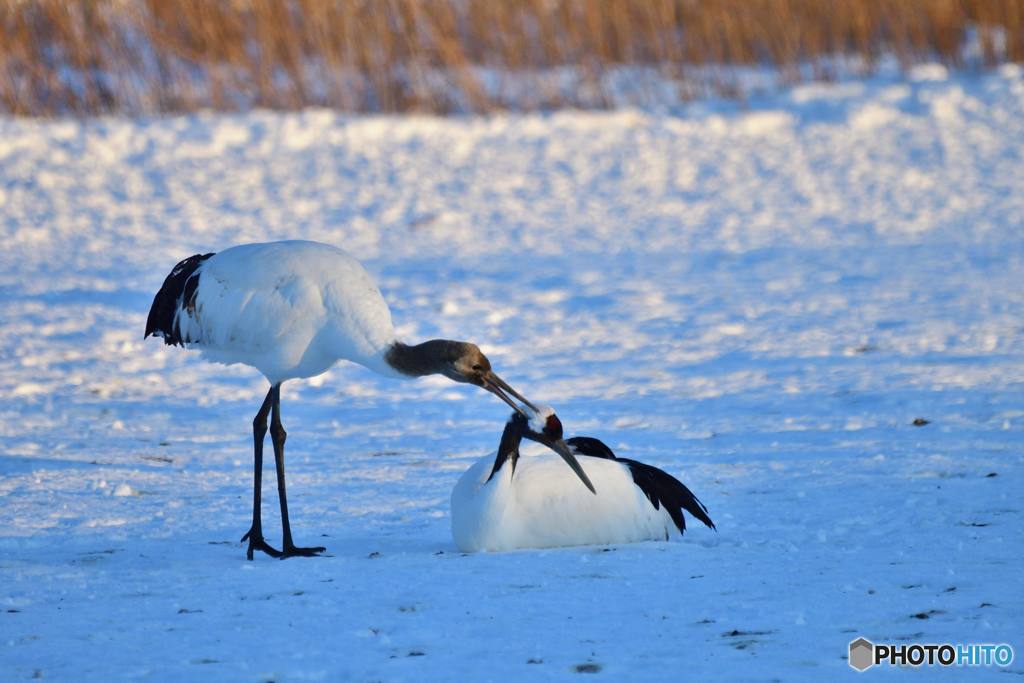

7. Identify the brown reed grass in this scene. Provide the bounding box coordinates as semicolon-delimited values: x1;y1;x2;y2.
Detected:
0;0;1020;116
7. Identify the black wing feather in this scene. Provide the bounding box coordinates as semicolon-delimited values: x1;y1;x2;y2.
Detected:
144;252;215;346
564;436;617;460
566;436;716;534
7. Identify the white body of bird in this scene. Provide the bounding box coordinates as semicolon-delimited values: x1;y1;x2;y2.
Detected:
451;442;686;552
173;240;401;384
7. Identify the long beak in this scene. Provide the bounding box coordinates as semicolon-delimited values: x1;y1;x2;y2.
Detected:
545;437;597;495
482;372;538;416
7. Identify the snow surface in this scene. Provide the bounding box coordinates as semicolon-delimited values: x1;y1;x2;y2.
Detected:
2;66;1023;680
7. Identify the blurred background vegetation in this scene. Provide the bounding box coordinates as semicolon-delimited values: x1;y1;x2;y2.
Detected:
1;0;1021;116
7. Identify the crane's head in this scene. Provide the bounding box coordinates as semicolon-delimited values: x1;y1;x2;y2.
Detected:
498;405;597;494
439;341;539;417
386;339;540;419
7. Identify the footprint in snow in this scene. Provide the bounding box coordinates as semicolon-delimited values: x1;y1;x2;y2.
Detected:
721;629;776;651
911;610;945;620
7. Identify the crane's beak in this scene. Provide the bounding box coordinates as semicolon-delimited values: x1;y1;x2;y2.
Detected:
482;372;538;417
537;435;597;495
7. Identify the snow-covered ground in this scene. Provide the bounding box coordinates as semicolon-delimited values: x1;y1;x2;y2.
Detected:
1;64;1022;680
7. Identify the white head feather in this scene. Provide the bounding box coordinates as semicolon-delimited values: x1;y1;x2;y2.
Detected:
523;403;556;433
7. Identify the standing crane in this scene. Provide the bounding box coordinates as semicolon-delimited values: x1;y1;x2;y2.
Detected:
145;240;594;559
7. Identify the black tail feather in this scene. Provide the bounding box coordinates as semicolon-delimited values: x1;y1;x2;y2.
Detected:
144;252;214;346
566;436;716;534
620;458;716;533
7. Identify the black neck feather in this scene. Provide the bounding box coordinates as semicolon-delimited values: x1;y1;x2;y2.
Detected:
487;418;525;482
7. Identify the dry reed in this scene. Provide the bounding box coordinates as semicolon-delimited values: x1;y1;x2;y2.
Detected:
0;0;1021;116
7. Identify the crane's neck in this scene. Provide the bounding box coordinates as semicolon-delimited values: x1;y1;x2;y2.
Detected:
487;421;524;483
384;340;459;377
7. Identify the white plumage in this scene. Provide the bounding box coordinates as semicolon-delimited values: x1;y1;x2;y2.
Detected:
173;241;400;383
453;446;676;551
451;409;715;552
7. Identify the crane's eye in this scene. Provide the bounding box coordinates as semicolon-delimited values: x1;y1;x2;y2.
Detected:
471;364;483;372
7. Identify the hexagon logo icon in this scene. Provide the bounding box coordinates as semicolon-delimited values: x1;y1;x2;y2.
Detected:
849;637;875;671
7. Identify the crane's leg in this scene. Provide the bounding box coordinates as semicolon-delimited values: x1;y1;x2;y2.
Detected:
240;387;282;559
270;383;326;559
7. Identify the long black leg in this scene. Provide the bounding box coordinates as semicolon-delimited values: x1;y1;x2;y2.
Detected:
240;386;282;560
270;383;326;559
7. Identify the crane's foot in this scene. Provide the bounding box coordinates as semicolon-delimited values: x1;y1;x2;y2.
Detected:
241;527;282;560
280;543;326;559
